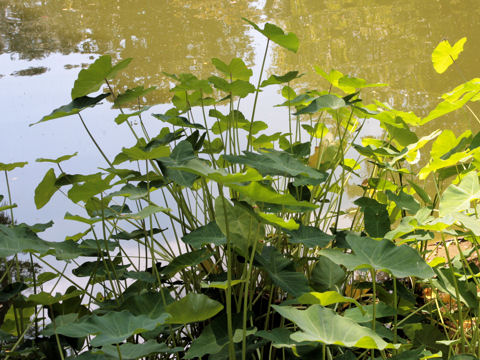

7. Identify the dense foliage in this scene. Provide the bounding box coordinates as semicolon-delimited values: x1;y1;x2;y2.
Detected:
1;20;480;359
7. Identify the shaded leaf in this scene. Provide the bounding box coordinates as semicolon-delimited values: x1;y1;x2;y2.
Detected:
34;168;57;209
319;233;434;279
255;246;311;297
182;222;227;249
32;93;110;125
36;152;78;164
71;55;132;99
165;293;223;324
287;225;333;248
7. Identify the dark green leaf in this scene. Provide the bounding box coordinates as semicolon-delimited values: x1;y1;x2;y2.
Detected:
182;222;227;249
160;249;212;277
294;95;346;115
255;246;311;297
288;225;333;248
319;233;434;279
261;71;302;87
32;93;110;126
100;341;181;359
113;86;156;107
36;152;78;164
71;55;132;99
165;293;223;324
34;168;57;209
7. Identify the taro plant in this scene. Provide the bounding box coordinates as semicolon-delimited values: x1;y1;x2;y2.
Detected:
2;19;480;360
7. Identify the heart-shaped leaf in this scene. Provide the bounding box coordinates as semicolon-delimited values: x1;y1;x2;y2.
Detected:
432;37;467;74
272;304;398;349
319;233;434;279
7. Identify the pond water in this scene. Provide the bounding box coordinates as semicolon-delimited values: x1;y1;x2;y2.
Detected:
1;0;480;240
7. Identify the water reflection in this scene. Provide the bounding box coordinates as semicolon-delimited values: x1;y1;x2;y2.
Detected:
0;0;262;103
264;0;480;133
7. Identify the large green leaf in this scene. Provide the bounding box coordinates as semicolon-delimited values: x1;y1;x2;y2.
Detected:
152;113;205;129
215;197;264;256
67;173;114;203
46;311;169;347
184;314;256;358
255;246;311;297
208;76;255;98
211;58;252;81
0;224;51;257
353;197;391;238
99;340;181;359
319;233;434;279
272;305;398;350
432;37;467;74
71;55;132;99
113;86;156;107
34;168;57;209
165;293;223;324
261;71;302;87
224;149;327;185
287;225;334;248
0;161;28;171
310;256;346;292
160;249;212;277
156;140;198;187
32;93;110;125
182;222;227;249
243;18;299;53
119;291;174;317
439;171;480;216
294;95;346;115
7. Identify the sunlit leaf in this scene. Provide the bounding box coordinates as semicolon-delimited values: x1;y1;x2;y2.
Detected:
297;291;362;308
243;18;299;53
432;37;467;74
257;212;299;230
439;171;480;216
272;305;398;349
212;58;252;81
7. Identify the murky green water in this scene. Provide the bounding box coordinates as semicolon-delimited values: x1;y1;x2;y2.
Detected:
1;0;480;230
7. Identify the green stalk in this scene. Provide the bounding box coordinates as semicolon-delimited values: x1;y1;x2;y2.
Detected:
247;39;270;151
217;187;236;360
77;113;113;167
371;269;376;360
